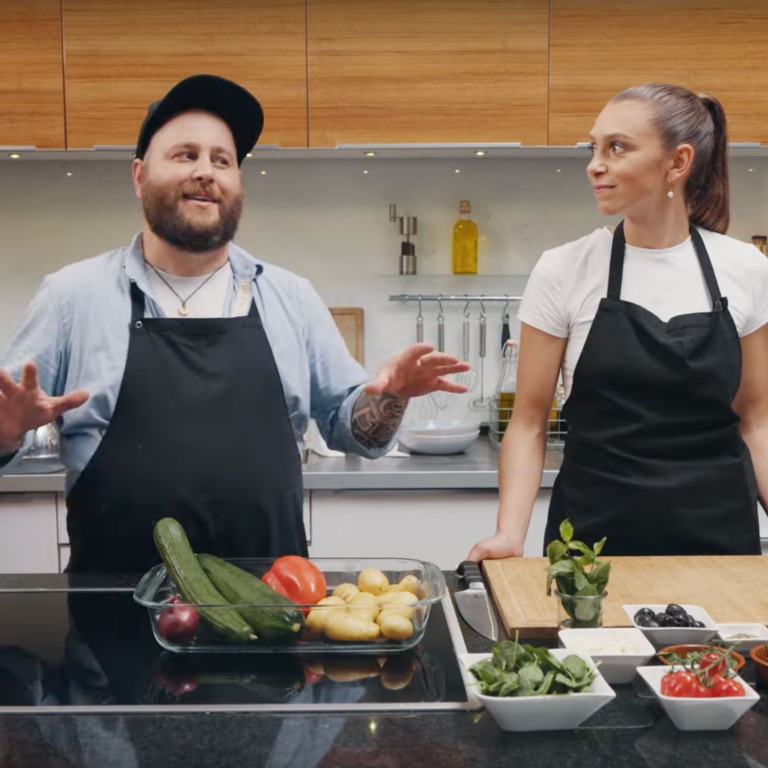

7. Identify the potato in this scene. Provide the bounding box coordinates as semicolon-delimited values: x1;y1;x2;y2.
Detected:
376;591;418;620
377;612;414;641
380;654;418;691
347;591;380;622
332;582;360;602
323;656;382;683
323;611;381;642
386;574;421;595
304;596;346;633
357;568;389;595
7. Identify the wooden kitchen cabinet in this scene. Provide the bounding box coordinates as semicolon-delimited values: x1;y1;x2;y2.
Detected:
307;0;549;147
549;0;768;146
0;0;65;149
308;489;551;568
62;0;308;149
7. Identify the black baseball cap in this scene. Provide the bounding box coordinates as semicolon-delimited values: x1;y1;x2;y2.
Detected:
135;74;264;166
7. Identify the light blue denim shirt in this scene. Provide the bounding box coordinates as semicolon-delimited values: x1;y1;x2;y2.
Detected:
0;234;390;494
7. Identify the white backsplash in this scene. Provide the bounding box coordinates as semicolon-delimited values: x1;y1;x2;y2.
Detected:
1;156;767;419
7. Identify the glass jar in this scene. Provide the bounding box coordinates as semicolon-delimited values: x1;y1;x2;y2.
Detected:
554;589;606;629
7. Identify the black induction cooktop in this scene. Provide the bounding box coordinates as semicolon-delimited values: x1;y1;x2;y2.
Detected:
0;586;472;713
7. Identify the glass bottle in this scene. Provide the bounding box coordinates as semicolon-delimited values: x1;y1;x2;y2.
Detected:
452;200;478;274
494;340;517;436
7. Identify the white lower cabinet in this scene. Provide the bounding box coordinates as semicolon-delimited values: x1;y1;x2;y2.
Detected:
0;493;59;574
307;489;552;569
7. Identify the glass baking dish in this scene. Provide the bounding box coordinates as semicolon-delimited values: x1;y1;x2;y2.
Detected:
133;557;447;654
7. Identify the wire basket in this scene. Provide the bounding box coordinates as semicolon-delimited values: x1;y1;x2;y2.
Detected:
488;395;567;449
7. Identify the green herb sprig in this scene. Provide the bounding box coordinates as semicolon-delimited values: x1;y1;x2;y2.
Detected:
546;519;610;628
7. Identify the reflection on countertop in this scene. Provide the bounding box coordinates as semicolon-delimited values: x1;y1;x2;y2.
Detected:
0;438;563;494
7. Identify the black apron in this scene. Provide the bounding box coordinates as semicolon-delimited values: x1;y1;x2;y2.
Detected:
545;222;760;556
66;278;306;573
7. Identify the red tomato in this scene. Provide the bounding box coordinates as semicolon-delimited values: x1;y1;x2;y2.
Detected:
712;677;745;698
665;670;700;698
692;681;714;698
263;555;327;606
697;651;728;677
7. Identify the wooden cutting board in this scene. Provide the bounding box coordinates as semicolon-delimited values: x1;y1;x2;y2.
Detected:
330;307;364;365
483;556;768;637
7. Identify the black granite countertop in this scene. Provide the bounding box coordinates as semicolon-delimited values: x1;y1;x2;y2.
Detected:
0;572;767;768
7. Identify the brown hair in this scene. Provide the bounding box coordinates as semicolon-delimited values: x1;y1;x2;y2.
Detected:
611;83;730;233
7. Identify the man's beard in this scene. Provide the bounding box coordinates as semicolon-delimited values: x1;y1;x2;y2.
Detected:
142;181;243;252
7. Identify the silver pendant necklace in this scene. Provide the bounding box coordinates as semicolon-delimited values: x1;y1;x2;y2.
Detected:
147;261;227;316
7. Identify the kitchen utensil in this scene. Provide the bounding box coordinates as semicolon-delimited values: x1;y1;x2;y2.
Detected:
482;556;768;637
398;429;480;455
715;623;768;651
416;297;424;343
469;304;490;412
26;422;60;459
453;305;478;392
623;604;718;646
459;649;615;732
134;557;447;654
636;666;758;731
500;297;511;351
429;299;453;412
454;561;499;640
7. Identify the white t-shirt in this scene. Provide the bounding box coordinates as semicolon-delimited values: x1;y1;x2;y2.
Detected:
146;261;234;318
518;227;768;398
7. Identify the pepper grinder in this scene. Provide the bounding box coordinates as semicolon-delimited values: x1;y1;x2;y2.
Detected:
389;204;418;275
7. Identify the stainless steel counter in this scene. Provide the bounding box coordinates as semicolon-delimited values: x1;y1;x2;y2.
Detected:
0;438;563;494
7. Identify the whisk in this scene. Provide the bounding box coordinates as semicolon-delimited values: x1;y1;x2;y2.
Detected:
470;300;491;412
455;301;479;393
429;299;452;412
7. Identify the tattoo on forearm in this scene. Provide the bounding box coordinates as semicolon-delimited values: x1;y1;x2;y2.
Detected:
352;393;408;449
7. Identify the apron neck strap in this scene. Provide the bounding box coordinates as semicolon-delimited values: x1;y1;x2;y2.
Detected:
129;280;145;322
607;221;724;309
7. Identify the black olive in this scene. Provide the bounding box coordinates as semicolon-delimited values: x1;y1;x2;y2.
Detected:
665;604;686;617
671;614;688;627
634;614;660;627
690;619;706;628
634;607;656;621
656;613;676;627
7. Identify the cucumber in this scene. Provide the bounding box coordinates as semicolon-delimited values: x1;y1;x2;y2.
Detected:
197;553;305;642
153;518;256;644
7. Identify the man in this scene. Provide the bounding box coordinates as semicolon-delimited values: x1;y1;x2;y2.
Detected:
0;74;468;573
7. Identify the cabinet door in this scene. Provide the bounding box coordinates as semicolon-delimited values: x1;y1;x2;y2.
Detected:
308;0;549;147
0;494;59;574
0;0;65;149
550;0;768;145
62;0;308;149
309;489;550;569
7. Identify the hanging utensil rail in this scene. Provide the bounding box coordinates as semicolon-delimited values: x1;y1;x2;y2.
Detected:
388;294;523;302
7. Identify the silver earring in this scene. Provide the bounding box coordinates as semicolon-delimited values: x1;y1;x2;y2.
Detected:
667;188;674;199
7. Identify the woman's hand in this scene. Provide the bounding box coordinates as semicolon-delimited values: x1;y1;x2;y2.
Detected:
467;530;525;561
0;361;89;454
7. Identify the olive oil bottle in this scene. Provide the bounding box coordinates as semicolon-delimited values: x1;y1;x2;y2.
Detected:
494;340;518;436
452;200;478;274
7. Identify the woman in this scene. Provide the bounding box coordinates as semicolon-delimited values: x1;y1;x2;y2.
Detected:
469;83;768;558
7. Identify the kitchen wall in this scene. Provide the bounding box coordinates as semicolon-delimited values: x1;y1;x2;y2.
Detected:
2;156;768;418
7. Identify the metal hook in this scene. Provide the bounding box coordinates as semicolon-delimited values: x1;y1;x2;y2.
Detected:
417;295;423;320
479;296;486;319
437;295;444;320
462;295;471;318
501;294;510;320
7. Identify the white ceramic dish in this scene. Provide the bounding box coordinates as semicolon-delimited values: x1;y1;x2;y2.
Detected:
458;649;616;732
398;429;480;455
636;666;759;731
715;623;768;651
558;628;655;684
623;604;719;646
400;419;481;436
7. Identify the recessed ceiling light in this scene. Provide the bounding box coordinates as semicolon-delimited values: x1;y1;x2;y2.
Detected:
454;169;461;174
556;168;562;173
364;151;376;157
363;169;369;174
474;150;486;157
8;153;20;159
748;168;755;173
260;170;267;175
246;152;254;159
66;172;73;177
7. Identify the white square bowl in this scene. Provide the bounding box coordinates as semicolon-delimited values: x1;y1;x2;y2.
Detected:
623;604;719;646
636;665;759;731
558;628;656;684
715;623;768;651
459;649;616;732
